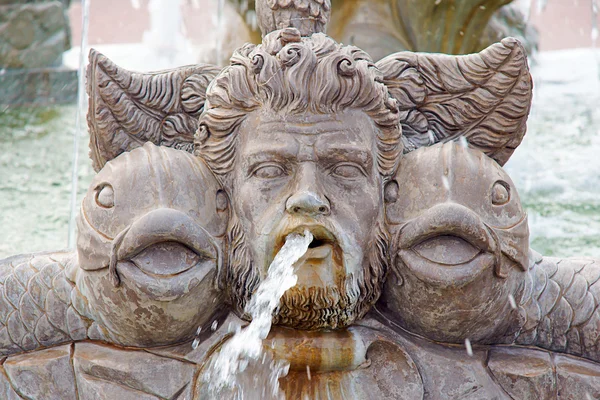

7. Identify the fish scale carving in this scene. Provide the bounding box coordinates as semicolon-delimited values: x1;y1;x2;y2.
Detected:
0;252;91;356
515;250;600;362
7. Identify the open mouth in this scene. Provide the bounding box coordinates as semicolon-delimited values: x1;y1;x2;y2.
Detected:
395;203;497;286
274;224;344;287
276;224;338;254
308;238;332;249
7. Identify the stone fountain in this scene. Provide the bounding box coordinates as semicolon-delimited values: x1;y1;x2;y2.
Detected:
1;0;600;399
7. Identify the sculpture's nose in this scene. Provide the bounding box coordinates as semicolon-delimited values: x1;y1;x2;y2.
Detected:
286;191;331;216
286;163;331;216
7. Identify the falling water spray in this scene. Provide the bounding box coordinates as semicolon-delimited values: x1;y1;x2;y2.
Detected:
203;229;313;398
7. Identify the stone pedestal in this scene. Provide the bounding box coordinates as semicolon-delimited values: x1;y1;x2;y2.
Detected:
0;0;76;105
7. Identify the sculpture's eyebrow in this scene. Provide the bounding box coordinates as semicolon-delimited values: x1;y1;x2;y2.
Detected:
315;145;373;167
243;147;298;169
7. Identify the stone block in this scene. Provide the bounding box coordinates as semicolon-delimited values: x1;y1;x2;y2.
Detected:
0;1;70;69
3;344;77;399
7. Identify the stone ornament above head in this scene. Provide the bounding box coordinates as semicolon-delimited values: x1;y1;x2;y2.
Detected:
86;35;532;172
381;141;529;344
86;49;220;172
377;37;533;166
76;143;228;347
256;0;331;37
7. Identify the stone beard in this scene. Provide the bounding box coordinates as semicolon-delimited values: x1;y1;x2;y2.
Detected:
195;29;402;331
223;212;390;330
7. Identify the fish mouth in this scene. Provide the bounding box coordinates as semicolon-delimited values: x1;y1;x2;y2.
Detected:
108;208;221;286
398;203;493;255
396;203;498;286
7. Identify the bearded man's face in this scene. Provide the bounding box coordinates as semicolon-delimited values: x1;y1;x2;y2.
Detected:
225;109;389;330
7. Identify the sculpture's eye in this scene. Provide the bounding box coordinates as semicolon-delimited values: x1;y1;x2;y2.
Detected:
130;242;212;276
412;235;480;265
491;181;510;205
331;163;364;179
252;164;286;179
95;184;114;208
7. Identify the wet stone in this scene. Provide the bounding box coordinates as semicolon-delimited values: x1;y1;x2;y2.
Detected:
73;342;197;399
556;354;600;400
488;347;555;399
3;344;76;399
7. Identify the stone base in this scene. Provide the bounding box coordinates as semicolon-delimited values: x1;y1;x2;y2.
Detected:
0;67;77;105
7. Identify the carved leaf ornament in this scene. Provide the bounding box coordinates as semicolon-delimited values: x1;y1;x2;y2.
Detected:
378;37;532;165
86;50;220;171
87;37;531;169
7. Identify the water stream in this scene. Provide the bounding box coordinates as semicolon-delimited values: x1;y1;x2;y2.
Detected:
67;0;91;248
203;230;313;399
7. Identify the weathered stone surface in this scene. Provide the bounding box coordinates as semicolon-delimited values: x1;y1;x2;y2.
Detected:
0;2;70;69
3;344;76;399
556;354;600;399
0;368;22;400
488;347;555;399
0;252;89;357
86;50;220;171
0;1;598;399
73;342;197;399
75;143;228;347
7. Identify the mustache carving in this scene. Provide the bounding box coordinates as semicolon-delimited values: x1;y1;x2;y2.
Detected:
224;212;391;330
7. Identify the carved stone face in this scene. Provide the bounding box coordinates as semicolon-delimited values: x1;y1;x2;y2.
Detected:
382;142;529;343
76;143;228;346
227;109;388;330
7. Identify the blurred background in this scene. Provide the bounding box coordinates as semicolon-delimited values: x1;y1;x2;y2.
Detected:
0;0;599;259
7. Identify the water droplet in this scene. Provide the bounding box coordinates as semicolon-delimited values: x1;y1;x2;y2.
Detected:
536;0;548;14
196;326;202;335
508;294;517;309
459;136;468;148
192;338;200;349
434;0;441;4
591;0;600;47
203;231;313;396
465;338;473;357
130;0;141;9
428;130;436;144
306;365;312;381
442;175;450;190
211;320;218;331
239;359;249;372
586;392;593;400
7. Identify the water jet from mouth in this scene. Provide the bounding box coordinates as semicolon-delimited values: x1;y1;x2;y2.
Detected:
203;229;313;398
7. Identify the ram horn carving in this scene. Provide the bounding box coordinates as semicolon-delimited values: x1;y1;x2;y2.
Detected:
86;49;221;171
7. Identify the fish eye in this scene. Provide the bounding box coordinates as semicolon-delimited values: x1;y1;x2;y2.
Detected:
491;181;510;206
95;184;114;208
412;235;480;265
